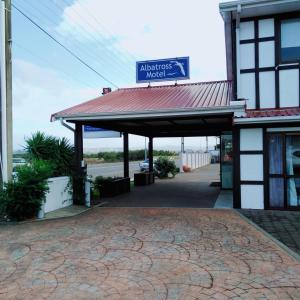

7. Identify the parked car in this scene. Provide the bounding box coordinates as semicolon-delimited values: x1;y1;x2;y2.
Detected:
139;158;157;172
139;159;149;171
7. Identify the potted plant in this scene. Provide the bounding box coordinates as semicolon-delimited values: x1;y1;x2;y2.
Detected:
134;172;155;186
94;176;130;198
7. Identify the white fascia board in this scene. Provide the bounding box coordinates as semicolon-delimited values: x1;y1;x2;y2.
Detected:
219;0;300;12
54;105;245;122
234;115;300;124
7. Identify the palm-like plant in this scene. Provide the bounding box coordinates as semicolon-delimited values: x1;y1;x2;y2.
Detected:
24;132;75;177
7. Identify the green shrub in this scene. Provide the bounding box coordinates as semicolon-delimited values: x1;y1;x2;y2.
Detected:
94;176;114;184
154;157;178;179
94;176;121;190
0;160;52;221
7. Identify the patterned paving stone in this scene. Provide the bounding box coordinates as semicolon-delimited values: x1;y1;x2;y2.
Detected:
0;208;300;299
240;209;300;256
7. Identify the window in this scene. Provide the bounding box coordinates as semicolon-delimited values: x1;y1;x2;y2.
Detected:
286;135;300;207
281;18;300;62
268;133;300;209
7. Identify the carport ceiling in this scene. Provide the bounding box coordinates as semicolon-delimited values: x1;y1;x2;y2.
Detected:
74;114;233;137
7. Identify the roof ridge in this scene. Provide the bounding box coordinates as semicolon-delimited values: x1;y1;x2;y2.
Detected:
118;80;231;91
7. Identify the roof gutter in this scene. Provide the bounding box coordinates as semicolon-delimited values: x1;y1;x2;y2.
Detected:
234;115;300;124
60;118;74;132
219;0;300;13
53;104;246;122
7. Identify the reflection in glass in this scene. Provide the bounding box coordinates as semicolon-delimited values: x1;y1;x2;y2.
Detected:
269;178;284;208
281;18;300;62
286;135;300;176
287;178;300;206
221;134;232;189
269;134;283;174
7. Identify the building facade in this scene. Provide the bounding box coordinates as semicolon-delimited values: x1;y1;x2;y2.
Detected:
220;0;300;210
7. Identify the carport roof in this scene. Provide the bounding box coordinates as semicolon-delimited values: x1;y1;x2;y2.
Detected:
51;80;233;121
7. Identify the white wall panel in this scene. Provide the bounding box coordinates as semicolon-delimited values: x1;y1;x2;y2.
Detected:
240;128;263;151
241;185;264;209
44;177;72;213
259;41;275;68
240;154;264;181
279;69;299;107
259;19;274;38
259;71;276;108
240;73;256;109
240;43;255;69
240;21;255;40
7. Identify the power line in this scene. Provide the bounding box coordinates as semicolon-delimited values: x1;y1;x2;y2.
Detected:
13;41;98;89
59;0;137;65
48;0;135;73
15;0;133;83
12;3;119;89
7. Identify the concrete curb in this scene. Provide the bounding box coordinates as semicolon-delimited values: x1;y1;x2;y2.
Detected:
0;202;109;225
234;209;300;262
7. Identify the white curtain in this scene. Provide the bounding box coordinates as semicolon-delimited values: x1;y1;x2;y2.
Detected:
286;144;297;206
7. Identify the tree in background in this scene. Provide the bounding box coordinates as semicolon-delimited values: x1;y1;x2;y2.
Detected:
94;149;177;163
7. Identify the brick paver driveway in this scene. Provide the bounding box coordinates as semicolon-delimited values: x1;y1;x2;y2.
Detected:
1;208;300;299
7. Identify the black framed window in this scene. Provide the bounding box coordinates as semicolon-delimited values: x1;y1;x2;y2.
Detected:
280;18;300;63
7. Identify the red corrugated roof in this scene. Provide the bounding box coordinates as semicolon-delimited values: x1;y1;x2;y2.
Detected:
51;80;232;120
243;107;300;118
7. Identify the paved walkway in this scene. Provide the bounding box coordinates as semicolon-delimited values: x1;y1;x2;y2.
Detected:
0;208;299;299
240;209;300;256
104;164;221;208
44;205;89;220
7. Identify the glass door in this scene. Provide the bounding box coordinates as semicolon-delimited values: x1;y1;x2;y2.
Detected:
286;134;300;208
268;133;300;209
221;133;233;189
268;133;285;208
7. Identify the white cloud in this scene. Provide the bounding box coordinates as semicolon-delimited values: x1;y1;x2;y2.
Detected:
13;59;100;149
13;1;226;151
58;0;227;82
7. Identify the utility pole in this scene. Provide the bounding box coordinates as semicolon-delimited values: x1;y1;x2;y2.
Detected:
5;0;12;181
144;137;147;160
181;137;184;153
0;0;12;183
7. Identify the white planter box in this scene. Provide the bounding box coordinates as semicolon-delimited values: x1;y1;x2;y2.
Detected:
44;176;73;214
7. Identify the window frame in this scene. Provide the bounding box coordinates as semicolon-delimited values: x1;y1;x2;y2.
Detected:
278;15;300;64
267;132;300;210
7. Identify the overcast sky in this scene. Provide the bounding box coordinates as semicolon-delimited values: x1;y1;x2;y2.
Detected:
12;0;227;152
